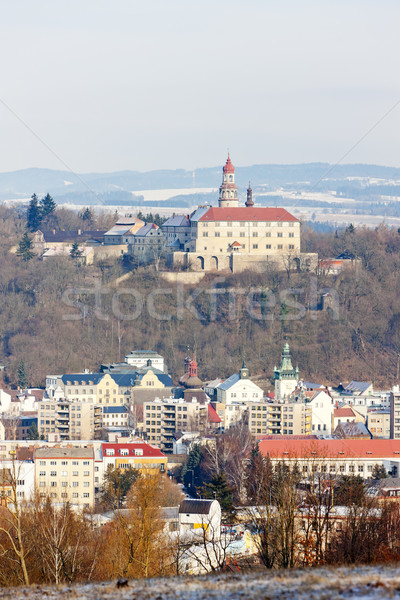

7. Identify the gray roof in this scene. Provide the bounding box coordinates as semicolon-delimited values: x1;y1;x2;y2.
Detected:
35;447;93;459
218;373;240;391
179;499;214;515
135;224;160;236
189;206;212;222
162;215;190;228
104;225;132;236
125;351;163;359
103;406;128;414
343;381;372;394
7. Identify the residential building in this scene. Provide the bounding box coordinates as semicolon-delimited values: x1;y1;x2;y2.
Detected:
332;406;362;431
308;390;333;435
101;441;167;477
248;400;312;437
0;448;35;505
38;399;102;441
390;387;400;439
104;216;144;245
274;343;299;401
367;408;391;439
178;499;221;540
31;229;105;254
258;438;400;479
102;405;132;430
143;398;209;452
34;447;95;510
128;223;165;263
162;215;191;249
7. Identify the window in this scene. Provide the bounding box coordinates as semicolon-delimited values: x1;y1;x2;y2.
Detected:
40;461;46;466
72;461;78;465
84;481;90;487
50;461;56;466
289;232;294;238
252;244;258;249
84;471;90;476
62;481;68;487
72;493;79;498
252;232;258;237
72;481;79;487
61;493;68;498
83;493;90;498
83;461;90;465
240;232;245;237
277;244;283;249
50;471;56;477
227;232;232;237
289;244;295;250
61;461;67;466
73;471;79;476
50;481;57;487
277;232;283;238
202;232;208;237
39;481;45;487
266;244;271;249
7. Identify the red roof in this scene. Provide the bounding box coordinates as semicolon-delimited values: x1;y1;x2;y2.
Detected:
223;155;235;173
102;442;165;458
199;207;298;222
259;439;400;459
208;404;222;424
334;407;355;418
230;241;242;247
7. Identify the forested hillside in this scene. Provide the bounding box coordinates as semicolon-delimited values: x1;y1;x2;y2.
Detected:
1;205;400;388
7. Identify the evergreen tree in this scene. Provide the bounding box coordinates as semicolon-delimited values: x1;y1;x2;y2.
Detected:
16;232;36;261
27;422;39;440
182;444;202;490
17;360;28;389
102;464;138;508
39;193;57;221
371;464;388;480
202;473;235;519
79;207;94;225
26;194;42;231
70;242;83;259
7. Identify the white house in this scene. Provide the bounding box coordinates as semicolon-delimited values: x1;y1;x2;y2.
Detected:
178;499;221;541
309;390;334;435
216;362;263;405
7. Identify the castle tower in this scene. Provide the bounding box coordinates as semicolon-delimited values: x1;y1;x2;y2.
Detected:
273;343;299;401
245;182;254;207
218;154;239;208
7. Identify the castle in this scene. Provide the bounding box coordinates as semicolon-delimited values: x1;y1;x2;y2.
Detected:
163;155;318;273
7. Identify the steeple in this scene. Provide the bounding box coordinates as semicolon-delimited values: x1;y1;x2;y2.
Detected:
240;360;249;379
273;343;300;401
218;154;239;208
245;181;254;207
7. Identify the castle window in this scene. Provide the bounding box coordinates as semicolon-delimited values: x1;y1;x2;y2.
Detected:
277;232;283;238
252;244;258;249
252;232;258;237
289;244;295;250
277;244;283;249
266;244;271;249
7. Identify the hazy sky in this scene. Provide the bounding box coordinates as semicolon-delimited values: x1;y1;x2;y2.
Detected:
1;0;400;173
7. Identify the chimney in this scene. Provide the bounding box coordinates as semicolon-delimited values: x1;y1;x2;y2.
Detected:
78;229;81;235
52;229;56;235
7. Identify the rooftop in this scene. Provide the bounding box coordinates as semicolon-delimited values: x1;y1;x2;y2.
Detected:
199;207;298;222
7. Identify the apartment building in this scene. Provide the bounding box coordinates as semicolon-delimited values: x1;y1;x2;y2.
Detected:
38;399;102;441
143;398;208;452
390;389;400;439
248;400;312;437
34;447;95;510
258;439;400;479
368;409;390;438
101;441;167;477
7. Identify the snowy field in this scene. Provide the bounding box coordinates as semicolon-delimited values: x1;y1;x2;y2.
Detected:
1;565;400;600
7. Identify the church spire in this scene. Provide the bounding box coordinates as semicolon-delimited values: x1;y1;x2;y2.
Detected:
218;154;239;208
245;181;254;207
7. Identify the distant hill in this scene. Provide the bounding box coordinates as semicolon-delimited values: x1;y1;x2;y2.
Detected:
2;163;400;206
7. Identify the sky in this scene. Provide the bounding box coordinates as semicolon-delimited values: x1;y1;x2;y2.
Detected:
1;0;400;173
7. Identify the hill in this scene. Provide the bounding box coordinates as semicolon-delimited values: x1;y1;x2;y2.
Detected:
1;564;399;599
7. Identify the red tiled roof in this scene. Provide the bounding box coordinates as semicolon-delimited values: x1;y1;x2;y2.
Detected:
199;207;298;222
208;404;222;424
334;407;355;418
259;439;400;459
223;155;235;173
102;442;165;458
230;241;242;247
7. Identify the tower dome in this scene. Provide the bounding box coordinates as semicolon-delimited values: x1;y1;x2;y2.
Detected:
219;154;239;208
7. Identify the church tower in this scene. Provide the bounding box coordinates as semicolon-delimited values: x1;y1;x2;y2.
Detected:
245;182;254;207
218;154;239;208
273;343;299;401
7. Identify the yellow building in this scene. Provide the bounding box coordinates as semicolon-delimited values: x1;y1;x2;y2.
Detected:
101;441;167;476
